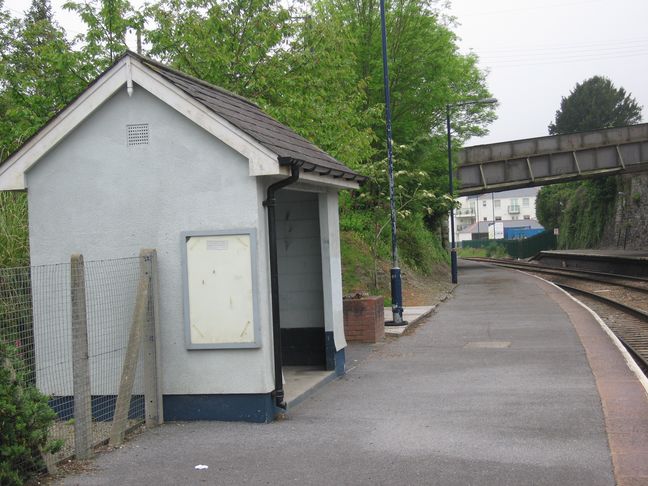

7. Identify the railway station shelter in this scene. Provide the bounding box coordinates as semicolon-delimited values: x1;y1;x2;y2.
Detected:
0;51;365;422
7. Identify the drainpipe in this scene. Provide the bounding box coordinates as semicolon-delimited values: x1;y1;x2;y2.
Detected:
263;164;300;410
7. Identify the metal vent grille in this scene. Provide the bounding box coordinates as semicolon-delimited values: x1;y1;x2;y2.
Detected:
127;123;149;146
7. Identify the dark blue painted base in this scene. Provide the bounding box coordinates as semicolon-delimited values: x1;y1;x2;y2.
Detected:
163;393;276;423
334;347;345;376
325;331;346;376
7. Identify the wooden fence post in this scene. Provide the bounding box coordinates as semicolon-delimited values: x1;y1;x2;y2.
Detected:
71;254;93;460
110;250;150;446
142;249;163;426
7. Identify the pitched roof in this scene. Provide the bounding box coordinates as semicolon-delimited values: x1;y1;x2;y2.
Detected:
131;52;365;182
0;51;365;184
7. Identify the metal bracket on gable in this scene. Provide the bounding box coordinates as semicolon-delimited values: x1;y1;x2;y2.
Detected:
125;56;134;97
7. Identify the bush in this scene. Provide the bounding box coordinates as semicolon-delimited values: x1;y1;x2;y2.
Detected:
0;193;30;268
557;178;617;249
397;217;449;274
485;242;508;259
0;342;61;486
457;247;488;258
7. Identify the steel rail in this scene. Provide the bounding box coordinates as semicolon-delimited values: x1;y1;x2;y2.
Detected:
553;282;648;369
466;256;648;282
465;257;648;294
554;283;648;321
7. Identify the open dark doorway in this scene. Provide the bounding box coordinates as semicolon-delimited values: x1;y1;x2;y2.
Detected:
275;190;326;368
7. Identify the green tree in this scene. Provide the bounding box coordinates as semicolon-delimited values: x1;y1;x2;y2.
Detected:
0;0;495;277
538;76;642;248
0;0;85;159
535;183;574;230
0;0;88;267
322;0;494;238
25;0;53;24
549;76;642;135
266;3;378;168
143;0;379;168
144;0;294;100
64;0;137;71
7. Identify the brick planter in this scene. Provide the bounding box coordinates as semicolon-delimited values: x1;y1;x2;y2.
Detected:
343;296;384;343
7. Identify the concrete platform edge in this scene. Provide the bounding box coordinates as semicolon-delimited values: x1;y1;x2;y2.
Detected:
526;272;648;397
525;271;648;484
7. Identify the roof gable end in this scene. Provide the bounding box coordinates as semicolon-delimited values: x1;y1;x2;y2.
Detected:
0;51;364;191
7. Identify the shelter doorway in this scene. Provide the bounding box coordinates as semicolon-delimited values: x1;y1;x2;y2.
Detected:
275;190;327;370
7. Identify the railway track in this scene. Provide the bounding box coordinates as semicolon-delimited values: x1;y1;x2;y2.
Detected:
467;257;648;368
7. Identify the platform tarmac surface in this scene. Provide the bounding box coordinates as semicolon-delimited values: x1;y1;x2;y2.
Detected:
57;261;617;485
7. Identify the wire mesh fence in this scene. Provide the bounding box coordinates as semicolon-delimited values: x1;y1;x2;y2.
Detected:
0;250;162;482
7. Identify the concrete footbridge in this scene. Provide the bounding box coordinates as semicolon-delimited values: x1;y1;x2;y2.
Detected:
457;123;648;196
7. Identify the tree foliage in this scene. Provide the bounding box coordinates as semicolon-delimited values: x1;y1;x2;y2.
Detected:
0;0;86;160
548;76;642;135
535;183;574;231
145;0;292;99
64;0;137;71
0;0;495;275
308;0;494;230
143;0;377;167
538;75;642;248
0;342;62;485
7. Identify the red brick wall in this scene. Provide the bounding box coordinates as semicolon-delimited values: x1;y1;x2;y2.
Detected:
343;296;384;343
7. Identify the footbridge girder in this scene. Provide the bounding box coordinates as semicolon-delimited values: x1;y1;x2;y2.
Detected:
457;123;648;196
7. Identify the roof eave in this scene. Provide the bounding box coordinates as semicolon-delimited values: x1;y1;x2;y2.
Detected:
278;156;367;186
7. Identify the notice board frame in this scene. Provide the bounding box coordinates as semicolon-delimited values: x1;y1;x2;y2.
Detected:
181;229;261;350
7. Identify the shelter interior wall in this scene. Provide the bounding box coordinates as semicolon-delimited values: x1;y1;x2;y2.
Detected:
276;190;325;366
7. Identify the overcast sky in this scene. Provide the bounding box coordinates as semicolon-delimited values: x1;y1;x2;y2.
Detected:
449;0;648;145
5;0;648;147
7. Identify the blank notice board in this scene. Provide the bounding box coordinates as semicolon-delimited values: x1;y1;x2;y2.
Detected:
182;230;260;349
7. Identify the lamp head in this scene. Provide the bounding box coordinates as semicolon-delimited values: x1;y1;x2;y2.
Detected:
454;97;498;107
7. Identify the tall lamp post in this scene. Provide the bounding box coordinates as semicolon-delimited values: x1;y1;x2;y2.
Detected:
446;97;497;284
379;0;405;324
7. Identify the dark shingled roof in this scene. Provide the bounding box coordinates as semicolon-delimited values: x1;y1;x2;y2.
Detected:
132;52;365;182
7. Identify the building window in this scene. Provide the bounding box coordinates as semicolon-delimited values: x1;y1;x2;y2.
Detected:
512;215;519;220
523;215;530;219
494;200;501;208
483;217;487;221
482;200;487;207
523;198;529;207
495;216;502;221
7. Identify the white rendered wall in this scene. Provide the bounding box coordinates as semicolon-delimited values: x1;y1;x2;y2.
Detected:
454;190;539;241
26;85;275;395
318;191;347;351
461;194;538;222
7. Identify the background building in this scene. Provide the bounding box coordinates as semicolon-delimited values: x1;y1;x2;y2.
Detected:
454;187;543;242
